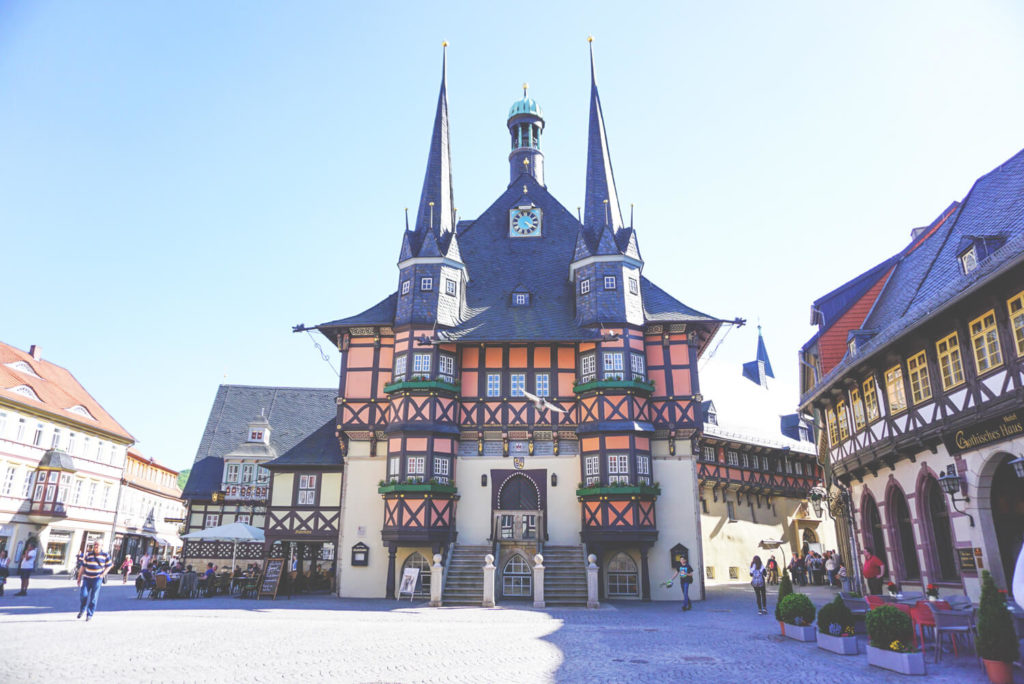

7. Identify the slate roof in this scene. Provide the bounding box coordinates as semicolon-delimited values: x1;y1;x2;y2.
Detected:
0;341;134;442
264;419;342;469
181;385;337;499
801;146;1024;405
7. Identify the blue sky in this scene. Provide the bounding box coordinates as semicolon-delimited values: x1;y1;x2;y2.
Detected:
2;2;1023;471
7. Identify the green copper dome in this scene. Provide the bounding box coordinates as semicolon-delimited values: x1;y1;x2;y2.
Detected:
508;96;543;120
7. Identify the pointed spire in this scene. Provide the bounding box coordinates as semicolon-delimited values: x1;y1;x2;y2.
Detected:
741;325;775;386
755;325;775;379
583;37;624;232
413;42;455;242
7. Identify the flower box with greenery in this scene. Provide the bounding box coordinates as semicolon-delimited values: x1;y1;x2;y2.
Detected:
976;570;1019;684
574;482;661;498
774;568;794;634
572;378;656;394
865;605;925;675
816;596;858;655
925;584;939;601
376;479;458;496
382;377;460;394
779;593;817;642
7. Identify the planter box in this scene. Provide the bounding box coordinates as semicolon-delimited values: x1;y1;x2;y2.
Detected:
783;623;817;642
575;485;662;498
867;645;926;675
377;482;459;496
817;632;858;655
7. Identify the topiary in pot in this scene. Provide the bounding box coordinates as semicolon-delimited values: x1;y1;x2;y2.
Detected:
817;594;855;635
774;567;793;623
976;569;1019;681
779;593;816;626
865;604;913;650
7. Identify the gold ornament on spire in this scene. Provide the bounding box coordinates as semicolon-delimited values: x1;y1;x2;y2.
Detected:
587;35;593;43
442;40;448;47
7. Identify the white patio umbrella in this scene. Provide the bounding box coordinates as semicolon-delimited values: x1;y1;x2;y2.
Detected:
182;522;265;581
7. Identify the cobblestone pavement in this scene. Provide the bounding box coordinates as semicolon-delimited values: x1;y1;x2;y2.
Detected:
0;577;995;683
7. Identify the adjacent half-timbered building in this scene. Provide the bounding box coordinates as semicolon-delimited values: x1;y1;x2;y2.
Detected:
697;328;837;584
299;44;728;603
180;385;336;570
799;147;1024;600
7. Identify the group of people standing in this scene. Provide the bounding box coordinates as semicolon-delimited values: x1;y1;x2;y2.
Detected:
787;549;846;588
0;541;38;596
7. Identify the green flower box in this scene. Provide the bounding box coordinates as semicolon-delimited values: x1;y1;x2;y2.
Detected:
572;378;656;394
575;484;661;498
377;482;458;496
382;379;460;394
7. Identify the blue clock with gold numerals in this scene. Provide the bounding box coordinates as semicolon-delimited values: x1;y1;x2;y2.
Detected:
509;207;541;237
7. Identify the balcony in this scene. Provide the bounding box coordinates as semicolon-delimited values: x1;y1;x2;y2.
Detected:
382;378;460;395
572;378;656;395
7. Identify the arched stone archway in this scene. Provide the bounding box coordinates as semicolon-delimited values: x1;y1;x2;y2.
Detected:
886;483;920;581
976;451;1024;591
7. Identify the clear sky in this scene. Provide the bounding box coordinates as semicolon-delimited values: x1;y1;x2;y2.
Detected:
2;2;1023;472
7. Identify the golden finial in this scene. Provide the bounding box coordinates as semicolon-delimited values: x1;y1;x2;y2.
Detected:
442;40;448;47
523;82;529;98
587;35;594;43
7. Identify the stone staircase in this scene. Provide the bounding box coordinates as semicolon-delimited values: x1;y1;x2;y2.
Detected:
442;544;490;605
542;545;588;605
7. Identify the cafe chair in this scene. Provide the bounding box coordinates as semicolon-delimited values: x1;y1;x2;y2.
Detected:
149;574;167;600
911;600;949;651
865;595;886;611
927;603;975;664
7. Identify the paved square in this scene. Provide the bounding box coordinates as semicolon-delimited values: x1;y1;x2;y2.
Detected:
0;577;990;683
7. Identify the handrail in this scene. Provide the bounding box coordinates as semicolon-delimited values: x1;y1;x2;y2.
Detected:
441;540;455;596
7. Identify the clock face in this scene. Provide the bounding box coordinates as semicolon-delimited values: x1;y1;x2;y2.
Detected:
509;208;541;236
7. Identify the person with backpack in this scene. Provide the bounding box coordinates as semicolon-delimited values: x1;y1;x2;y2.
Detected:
750;555;768;614
664;555;695;611
766;556;779;585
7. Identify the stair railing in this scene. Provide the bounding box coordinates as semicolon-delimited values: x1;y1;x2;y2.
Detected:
441;540;456;596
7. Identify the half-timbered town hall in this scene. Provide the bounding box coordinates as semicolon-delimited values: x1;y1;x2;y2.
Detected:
294;44;727;602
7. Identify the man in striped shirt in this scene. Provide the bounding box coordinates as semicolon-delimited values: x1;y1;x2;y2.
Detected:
76;540;112;621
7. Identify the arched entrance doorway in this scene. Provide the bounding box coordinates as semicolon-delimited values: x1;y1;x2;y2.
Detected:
888;487;920;581
991;456;1023;590
921;477;959;582
495;474;541;541
862;494;888;578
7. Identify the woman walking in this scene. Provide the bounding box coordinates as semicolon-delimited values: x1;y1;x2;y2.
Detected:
750;555;768;615
665;556;694;611
120;555;133;584
16;541;36;595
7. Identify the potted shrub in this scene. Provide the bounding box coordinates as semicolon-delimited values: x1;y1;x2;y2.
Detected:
976;570;1019;684
779;593;816;642
865;605;925;675
774;568;794;634
817;595;858;655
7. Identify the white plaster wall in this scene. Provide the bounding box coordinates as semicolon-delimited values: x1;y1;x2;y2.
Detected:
336;453;388;598
647;442;704;601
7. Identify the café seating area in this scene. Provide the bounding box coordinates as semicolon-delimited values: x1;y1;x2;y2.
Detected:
135;564;262;600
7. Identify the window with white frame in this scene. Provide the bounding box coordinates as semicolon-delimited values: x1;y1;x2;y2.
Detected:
629;277;639;295
205;514;221;528
88;482;97;506
603;352;624;380
608;454;629;484
401;280;410;295
630;353;646;381
83;436;91;459
445;278;456;296
226;464;240;482
726;450;739;466
580;279;591;295
21;470;32;497
388;457;400;478
298;474;318;505
412;353;431;375
794;461;803;475
420;276;433;291
636;455;650;484
581;355;596;382
241;464;254;483
2;466;14;495
486;374;501;397
535;373;549;397
784;458;793;474
32;423;43;447
102;484;111;509
740;453;750;469
394;355;407;380
438;355;455;382
51;428;61;449
584;455;600;486
433;457;449;483
603;275;616;290
236;514;251;525
702;446;716;462
406;456;425;479
15;419;25;442
510;374;526;397
513;292;529;306
68;432;77;454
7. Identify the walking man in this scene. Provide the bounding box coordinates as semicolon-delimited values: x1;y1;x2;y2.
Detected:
76;540;112;621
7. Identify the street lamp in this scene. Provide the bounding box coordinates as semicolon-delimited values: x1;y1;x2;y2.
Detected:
1008;455;1024;480
938;464;974;527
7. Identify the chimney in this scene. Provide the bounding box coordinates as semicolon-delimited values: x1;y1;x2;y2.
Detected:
29;345;41;360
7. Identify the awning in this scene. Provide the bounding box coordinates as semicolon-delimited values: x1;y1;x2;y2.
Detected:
155;534;183;548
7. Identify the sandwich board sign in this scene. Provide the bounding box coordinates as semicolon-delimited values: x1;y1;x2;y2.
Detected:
397;567;420;601
258;558;285;600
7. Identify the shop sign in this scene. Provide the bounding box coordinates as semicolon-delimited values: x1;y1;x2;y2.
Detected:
224;485;268;501
957;547;977;573
944;410;1023;455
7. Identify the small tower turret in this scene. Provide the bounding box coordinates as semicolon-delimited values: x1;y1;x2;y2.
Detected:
508;84;545;185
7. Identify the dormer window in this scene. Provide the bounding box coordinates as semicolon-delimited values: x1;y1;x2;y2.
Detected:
401;280;411;295
420;277;433;291
250;430;263;441
10;385;41;402
603;275;617;290
5;361;40;378
960;245;978;274
629;277;639;295
512;292;530;306
445;278;457;296
580;279;591;295
226;464;240;483
848;339;857;356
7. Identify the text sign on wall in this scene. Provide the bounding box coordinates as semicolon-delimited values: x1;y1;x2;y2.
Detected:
957;548;977;574
944;410;1023;455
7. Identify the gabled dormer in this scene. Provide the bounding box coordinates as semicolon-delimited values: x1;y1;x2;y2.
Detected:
957;234;1006;275
221;413;276;501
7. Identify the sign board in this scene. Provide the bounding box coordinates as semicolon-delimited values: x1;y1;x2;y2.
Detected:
957;548;977;574
258;558;285;600
944;410;1023;455
397;567;420;601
